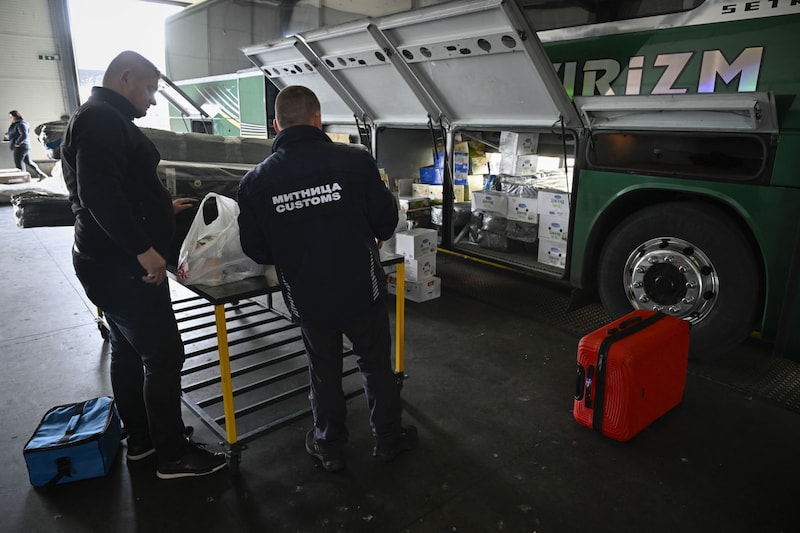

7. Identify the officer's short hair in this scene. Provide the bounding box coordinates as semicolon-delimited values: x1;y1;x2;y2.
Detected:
275;86;321;129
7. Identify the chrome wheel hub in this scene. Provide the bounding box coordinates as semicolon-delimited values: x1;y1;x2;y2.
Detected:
623;237;719;324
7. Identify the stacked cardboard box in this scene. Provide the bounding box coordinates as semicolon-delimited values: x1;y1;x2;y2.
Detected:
388;228;441;302
398;195;432;224
536;190;570;269
498;131;539;177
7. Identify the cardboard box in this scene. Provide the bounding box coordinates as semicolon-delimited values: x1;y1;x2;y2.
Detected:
499;131;539;154
398;196;431;211
428;185;444;202
506;196;538;223
453;184;466;202
471;190;508;215
466;175;485;197
419;166;443;185
0;169;31;184
539;213;569;241
536;156;561;171
537;190;570;217
538;237;567;268
394;177;414;196
499;153;538;176
388;273;442;302
395;228;438;258
404;252;437;282
405;207;432;221
411;183;430;198
470;155;489;175
452;150;470;183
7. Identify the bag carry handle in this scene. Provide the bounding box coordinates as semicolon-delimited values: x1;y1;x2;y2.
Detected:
574;363;585;401
574;363;595;409
43;456;73;490
57;401;86;444
606;315;643;336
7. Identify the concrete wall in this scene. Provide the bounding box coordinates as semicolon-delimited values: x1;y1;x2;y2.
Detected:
0;0;71;162
164;0;442;82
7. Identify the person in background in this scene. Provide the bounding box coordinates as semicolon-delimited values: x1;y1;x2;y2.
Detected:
5;110;48;180
237;85;417;472
61;50;227;480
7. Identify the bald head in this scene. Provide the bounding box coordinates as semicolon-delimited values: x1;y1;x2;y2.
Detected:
103;51;160;88
273;86;322;132
102;51;161;118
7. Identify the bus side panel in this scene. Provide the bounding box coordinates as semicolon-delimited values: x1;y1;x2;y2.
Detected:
543;15;800;129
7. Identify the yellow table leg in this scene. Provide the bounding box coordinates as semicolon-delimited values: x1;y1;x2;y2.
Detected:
395;262;405;374
214;304;238;444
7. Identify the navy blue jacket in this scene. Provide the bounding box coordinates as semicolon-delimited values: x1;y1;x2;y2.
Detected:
237;125;398;328
6;119;30;150
61;87;174;276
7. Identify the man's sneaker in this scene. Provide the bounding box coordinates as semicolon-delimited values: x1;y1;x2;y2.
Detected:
373;425;418;462
156;441;227;480
305;430;345;472
126;441;156;461
127;426;195;462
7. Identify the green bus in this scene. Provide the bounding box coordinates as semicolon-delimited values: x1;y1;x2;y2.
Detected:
239;0;800;359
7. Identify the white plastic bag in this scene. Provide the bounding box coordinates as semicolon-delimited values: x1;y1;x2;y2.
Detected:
380;204;408;255
177;192;265;286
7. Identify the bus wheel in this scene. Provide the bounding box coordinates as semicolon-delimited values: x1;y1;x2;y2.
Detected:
597;202;760;359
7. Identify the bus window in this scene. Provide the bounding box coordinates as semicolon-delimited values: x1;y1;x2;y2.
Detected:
520;0;706;31
587;132;767;181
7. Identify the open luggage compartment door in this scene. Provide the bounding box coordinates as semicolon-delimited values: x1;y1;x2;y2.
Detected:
242;0;582;130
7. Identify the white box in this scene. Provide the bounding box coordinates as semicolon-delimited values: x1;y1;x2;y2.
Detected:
388;273;442;302
499;154;538;176
538;213;569;241
395;228;438;258
404;253;436;282
471;191;508;215
499;131;539;154
537;190;570;217
536;156;561;171
538;237;567;269
506;196;538;223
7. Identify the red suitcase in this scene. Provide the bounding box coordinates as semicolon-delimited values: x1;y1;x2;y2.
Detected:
574;310;690;441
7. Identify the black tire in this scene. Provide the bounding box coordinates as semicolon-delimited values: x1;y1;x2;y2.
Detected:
597;202;760;358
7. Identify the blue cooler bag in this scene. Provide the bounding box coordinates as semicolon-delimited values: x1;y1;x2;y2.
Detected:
23;396;122;488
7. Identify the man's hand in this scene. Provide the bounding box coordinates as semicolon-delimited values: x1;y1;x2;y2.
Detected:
137;247;167;285
173;197;198;214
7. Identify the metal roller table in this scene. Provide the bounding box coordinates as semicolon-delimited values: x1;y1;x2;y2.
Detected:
168;254;406;473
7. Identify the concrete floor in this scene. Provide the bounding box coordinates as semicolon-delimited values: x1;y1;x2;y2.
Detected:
1;202;799;533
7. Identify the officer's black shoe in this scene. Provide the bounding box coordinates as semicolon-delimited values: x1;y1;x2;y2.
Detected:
373;425;418;462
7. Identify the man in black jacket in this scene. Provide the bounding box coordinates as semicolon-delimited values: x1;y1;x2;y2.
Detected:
238;85;416;472
61;50;226;480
